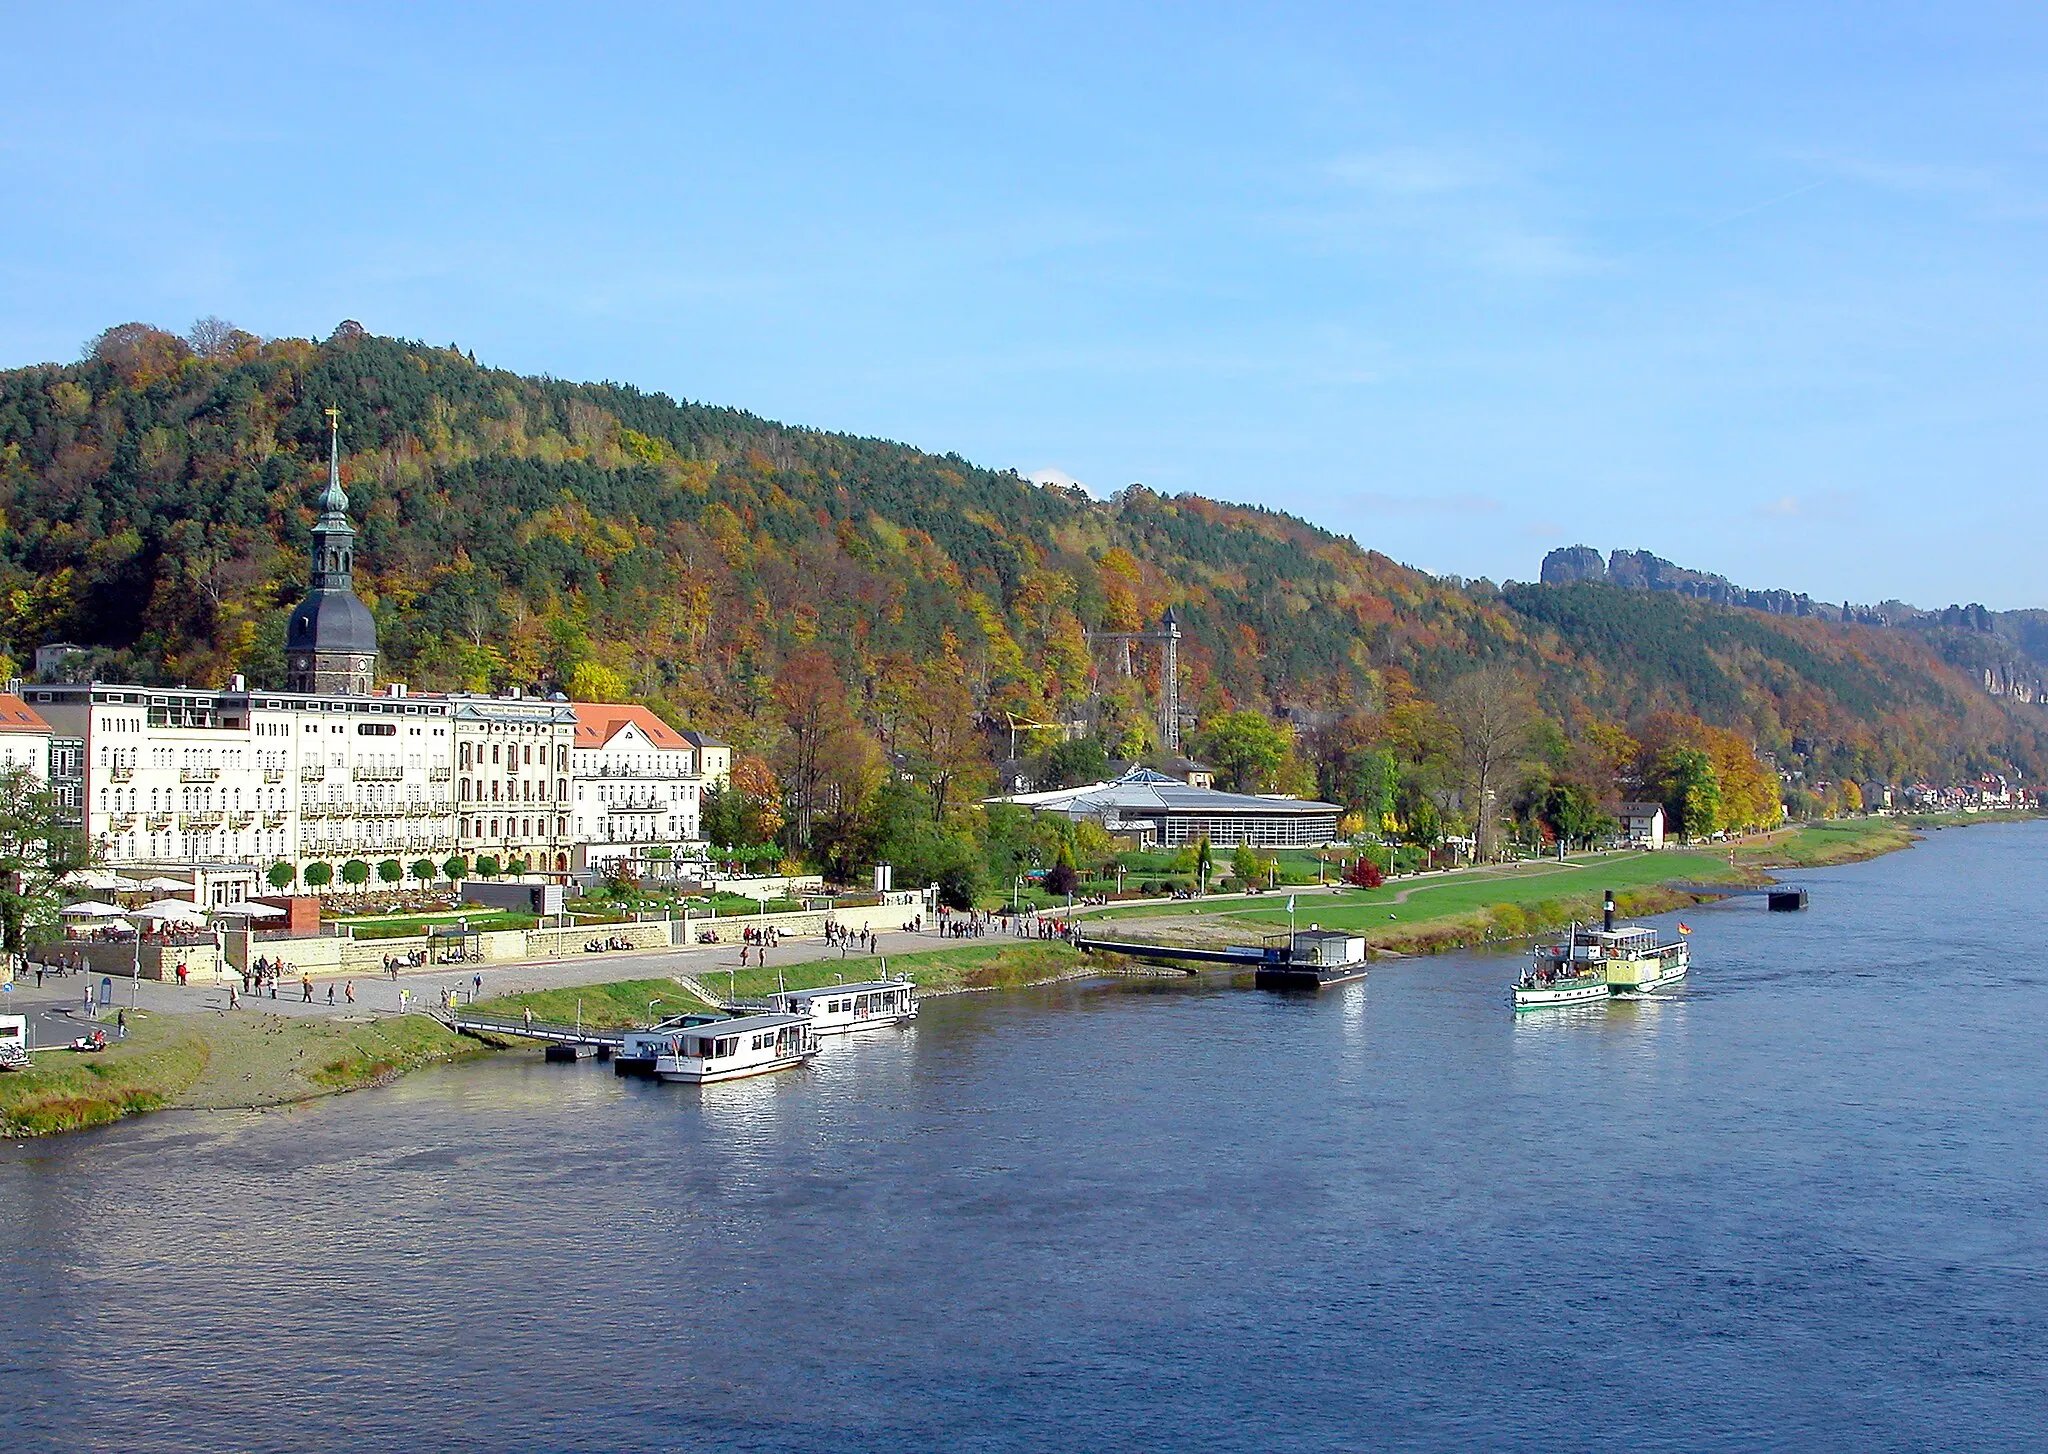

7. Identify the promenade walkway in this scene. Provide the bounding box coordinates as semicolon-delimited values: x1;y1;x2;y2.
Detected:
1;922;944;1034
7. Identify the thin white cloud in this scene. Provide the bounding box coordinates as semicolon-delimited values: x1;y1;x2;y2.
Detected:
1472;230;1600;278
1028;467;1095;498
1327;146;1501;195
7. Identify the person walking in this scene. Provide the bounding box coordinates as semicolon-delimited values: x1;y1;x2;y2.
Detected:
326;982;335;1006
301;974;313;1003
227;985;239;1011
344;980;355;1005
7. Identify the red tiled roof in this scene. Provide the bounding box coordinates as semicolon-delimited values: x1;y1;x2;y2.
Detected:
0;694;52;733
570;702;691;751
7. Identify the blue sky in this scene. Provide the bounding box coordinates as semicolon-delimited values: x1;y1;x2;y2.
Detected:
5;3;2045;607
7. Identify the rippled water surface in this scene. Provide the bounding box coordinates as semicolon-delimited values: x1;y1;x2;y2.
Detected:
6;823;2048;1452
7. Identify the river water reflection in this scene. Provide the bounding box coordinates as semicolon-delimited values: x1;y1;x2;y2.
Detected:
6;823;2047;1451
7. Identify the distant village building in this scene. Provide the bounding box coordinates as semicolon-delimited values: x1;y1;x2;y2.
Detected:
997;768;1341;849
1618;801;1666;849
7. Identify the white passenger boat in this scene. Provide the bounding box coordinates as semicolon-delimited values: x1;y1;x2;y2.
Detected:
615;1014;727;1077
1513;892;1689;1010
770;978;918;1035
653;1012;817;1084
1512;962;1611;1010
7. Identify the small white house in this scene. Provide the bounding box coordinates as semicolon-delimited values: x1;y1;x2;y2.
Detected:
1619;801;1667;849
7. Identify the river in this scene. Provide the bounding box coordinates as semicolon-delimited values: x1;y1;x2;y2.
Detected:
5;822;2047;1452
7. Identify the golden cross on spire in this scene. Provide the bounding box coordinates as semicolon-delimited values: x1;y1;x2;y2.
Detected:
324;405;340;432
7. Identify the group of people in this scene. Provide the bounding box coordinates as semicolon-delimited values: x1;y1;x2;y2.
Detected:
245;955;299;997
933;909;992;940
584;935;637;952
822;922;874;952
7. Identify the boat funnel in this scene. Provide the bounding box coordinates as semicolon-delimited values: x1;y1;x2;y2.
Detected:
1602;892;1616;933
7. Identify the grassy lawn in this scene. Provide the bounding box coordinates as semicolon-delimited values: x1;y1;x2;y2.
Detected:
1730;818;1916;869
0;1013;211;1135
1067;847;1749;955
344;909;537;939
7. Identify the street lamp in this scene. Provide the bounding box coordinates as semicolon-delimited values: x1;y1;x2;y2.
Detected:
646;998;664;1028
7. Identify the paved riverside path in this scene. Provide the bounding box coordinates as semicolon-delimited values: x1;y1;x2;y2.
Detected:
2;922;962;1032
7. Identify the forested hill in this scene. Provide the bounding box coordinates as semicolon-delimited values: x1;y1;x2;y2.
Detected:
0;320;2040;786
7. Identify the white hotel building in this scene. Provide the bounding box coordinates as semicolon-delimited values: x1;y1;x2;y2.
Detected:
568;704;730;869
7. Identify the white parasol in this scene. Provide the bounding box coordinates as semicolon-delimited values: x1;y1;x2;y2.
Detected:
134;899;208;924
214;900;287;920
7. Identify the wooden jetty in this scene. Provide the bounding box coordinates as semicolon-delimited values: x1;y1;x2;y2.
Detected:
1669;883;1810;911
439;1011;629;1060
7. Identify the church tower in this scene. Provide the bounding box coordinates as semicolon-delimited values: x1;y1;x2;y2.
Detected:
284;408;379;694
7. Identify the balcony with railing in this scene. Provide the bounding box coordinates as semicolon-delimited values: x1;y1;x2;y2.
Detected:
179;812;224;829
109;764;135;782
429;766;451;781
262;811;289;828
228;812;255;829
301;765;328;782
145;813;173;831
353;765;405;782
263;767;287;783
179;766;221;783
108;813;137;831
603;794;670;812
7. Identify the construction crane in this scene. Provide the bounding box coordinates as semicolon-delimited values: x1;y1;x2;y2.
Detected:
1001;711;1065;763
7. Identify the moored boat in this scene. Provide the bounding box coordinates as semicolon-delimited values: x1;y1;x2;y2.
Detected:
770;978;918;1035
654;1012;817;1085
615;1013;728;1077
1254;928;1370;990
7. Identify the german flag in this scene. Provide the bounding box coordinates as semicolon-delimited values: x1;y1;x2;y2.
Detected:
1677;922;1692;936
